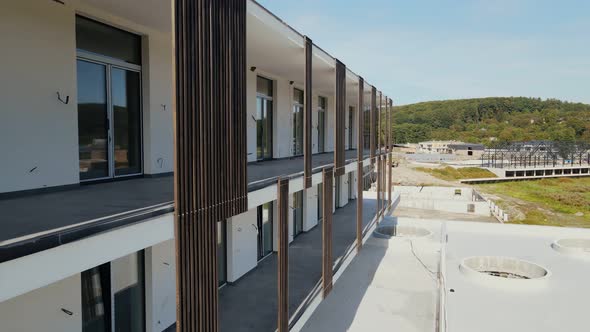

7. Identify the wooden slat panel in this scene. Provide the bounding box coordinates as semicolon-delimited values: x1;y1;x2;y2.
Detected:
378;91;382;155
356;77;364;252
277;177;290;332
173;0;247;331
304;36;313;188
322;167;334;297
370;86;376;164
334;60;346;176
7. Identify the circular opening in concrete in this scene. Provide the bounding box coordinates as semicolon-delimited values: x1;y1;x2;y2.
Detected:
460;256;549;280
374;225;432;239
552;238;590;256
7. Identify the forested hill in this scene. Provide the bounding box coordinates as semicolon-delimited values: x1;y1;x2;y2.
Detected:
390;97;590;145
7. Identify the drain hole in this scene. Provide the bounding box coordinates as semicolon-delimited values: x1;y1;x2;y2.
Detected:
460;256;549;281
374;225;432;239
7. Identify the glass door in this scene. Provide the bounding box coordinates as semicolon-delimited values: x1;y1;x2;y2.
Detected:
292;89;304;156
218;220;227;285
256;76;273;160
318;97;326;153
77;60;109;181
293;191;304;237
112;68;142;176
257;203;273;260
349;172;354;199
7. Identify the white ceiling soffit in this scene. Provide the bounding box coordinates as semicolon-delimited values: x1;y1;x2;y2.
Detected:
77;0;172;33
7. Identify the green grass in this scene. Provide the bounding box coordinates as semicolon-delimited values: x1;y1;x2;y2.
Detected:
478;177;590;228
415;166;497;181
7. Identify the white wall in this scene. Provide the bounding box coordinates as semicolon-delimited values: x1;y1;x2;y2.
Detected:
0;274;81;332
0;0;174;193
145;239;176;332
339;174;349;208
0;0;79;193
227;208;258;282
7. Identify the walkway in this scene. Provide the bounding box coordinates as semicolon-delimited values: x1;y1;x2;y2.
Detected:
218;197;378;332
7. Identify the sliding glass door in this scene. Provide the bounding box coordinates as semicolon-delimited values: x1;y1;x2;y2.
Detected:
257;202;273;260
256;76;273;160
82;251;145;332
293;191;304;237
76;16;142;181
292;89;304;156
318;97;326;153
77;60;109;180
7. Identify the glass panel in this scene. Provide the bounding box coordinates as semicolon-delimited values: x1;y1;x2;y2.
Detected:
82;264;111;332
218;221;227;285
256;97;273;160
262;203;273;257
293;89;304;156
112;252;145;332
348;107;354;149
318;97;326;154
77;60;109;180
76;16;141;65
293;191;303;237
317;183;323;222
112;68;142;176
256;76;273;96
364;108;371;151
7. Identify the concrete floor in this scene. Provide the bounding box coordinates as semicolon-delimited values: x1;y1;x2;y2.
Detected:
217;197;378;332
300;217;440;332
0;150;363;242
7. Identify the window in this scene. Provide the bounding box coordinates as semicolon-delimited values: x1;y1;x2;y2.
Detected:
363;105;371;151
256;77;273;160
76;16;141;65
292;89;304;156
257;203;273;260
317;183;323;222
293;191;304;237
348;106;354;150
318;97;326;153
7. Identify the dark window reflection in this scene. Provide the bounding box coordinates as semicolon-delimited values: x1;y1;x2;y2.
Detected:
112;68;141;176
77;60;109;180
82;264;111;332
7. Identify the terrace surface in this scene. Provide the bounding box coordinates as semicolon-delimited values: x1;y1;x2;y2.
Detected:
0;150;363;243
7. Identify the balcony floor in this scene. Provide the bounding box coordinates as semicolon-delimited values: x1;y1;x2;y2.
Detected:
0;150;363;244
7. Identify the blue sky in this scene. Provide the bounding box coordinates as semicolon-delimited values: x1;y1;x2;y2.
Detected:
257;0;590;105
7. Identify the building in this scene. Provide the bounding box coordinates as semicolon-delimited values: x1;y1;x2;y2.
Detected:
0;1;395;332
448;143;485;157
418;140;458;154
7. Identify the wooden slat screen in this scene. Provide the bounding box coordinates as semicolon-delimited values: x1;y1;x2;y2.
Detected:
173;0;247;331
378;92;382;155
370;86;377;164
356;77;364;252
304;36;313;188
277;178;290;332
322;166;334;297
334;60;346;176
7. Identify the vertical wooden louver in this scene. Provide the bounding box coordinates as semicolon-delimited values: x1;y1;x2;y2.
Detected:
370;86;377;164
387;98;393;206
322;166;334;297
334;60;346;176
356;77;364;252
173;0;247;331
277;178;290;332
304;36;313;188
